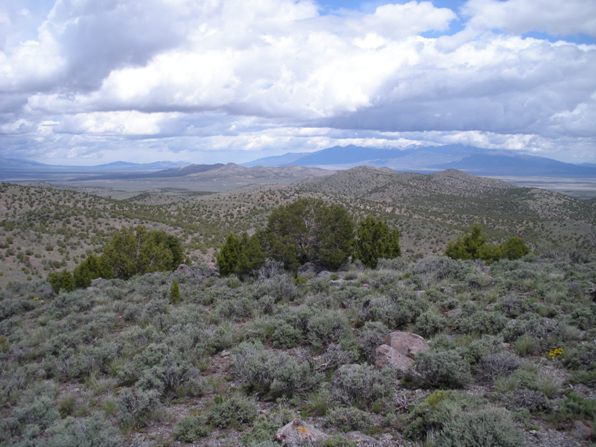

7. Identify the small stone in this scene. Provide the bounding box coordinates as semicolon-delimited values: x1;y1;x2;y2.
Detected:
572;420;592;440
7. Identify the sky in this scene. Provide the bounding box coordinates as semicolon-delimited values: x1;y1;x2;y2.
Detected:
0;0;595;165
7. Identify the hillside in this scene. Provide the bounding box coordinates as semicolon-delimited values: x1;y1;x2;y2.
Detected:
1;256;594;446
1;168;594;286
63;164;334;193
296;168;596;256
1;169;595;447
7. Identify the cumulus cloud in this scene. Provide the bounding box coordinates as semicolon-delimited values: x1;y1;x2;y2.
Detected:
0;0;595;164
463;0;596;37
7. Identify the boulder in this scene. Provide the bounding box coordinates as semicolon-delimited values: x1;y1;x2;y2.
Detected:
375;344;414;371
298;262;319;278
375;331;429;373
276;419;329;446
384;331;429;358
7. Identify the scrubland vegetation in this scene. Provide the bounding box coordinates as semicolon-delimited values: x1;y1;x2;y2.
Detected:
1;168;595;446
217;199;400;276
1;254;594;446
1;167;594;286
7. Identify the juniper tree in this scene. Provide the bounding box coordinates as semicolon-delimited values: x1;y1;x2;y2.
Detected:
354;215;400;268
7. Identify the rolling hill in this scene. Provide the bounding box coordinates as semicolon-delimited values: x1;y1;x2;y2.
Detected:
1;167;594;286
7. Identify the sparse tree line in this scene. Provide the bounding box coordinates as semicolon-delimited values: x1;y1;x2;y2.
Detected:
217;200;529;277
216;198;401;277
48;199;529;292
48;226;184;294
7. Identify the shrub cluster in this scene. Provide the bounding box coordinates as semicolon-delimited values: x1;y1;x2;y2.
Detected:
217;199;401;275
331;363;394;410
233;341;319;398
446;224;529;262
404;390;523;446
49;226;184;293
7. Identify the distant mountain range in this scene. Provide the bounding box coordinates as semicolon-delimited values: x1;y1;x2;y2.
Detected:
3;145;596;182
246;145;596;178
0;157;186;181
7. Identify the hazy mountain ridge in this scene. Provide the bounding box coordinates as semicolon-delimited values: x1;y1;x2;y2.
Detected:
0;157;186;180
247;144;596;178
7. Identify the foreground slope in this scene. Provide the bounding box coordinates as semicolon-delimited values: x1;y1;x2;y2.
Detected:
1;257;594;446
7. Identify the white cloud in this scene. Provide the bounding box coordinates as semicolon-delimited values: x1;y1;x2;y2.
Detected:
463;0;596;37
57;111;179;136
0;0;595;164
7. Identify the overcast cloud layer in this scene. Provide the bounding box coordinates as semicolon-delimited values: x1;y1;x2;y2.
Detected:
1;0;595;164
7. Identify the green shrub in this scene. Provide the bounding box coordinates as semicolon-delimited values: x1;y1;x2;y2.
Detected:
331;364;393;410
324;407;373;432
169;279;181;304
48;270;75;294
217;232;265;277
353;215;400;268
173;415;210;442
233;342;318;398
446;225;486;260
117;387;161;429
270;322;302;349
207;394;257;429
415;309;447;337
307;310;351;351
264;198;354;271
45;414;123;447
500;237;529;260
478;243;504;263
411;350;471;388
438;407;524;447
358;321;388;363
73;254;109;288
102;226;184;279
514;335;540;356
446;225;529;262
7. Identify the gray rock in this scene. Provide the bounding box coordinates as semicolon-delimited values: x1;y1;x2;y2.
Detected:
375;331;429;373
385;331;429;358
298;262;319;277
276;419;329;446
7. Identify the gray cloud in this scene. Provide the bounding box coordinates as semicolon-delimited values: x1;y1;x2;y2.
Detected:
0;0;595;164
